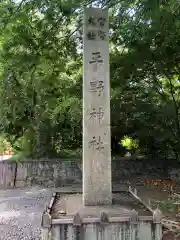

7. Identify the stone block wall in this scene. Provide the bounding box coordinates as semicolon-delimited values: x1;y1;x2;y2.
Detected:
0;161;16;188
0;158;179;189
15;160;82;188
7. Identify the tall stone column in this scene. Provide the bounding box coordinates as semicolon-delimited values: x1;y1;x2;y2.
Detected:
83;8;112;206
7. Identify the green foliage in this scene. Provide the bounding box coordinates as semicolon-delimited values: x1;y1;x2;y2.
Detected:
120;136;139;151
0;135;11;154
0;0;180;160
158;199;177;214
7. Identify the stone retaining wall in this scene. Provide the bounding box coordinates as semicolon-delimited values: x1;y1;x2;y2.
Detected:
0;158;179;189
15;160;82;188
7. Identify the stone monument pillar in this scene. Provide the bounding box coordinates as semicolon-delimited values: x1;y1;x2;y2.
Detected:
83;7;112;206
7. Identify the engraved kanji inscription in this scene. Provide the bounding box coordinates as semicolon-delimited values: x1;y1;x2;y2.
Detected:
87;31;96;40
87;16;96;26
89;52;103;72
90;79;104;96
98;30;106;40
87;16;106;28
89;107;104;124
98;17;106;28
87;31;106;41
89;52;103;64
88;136;104;151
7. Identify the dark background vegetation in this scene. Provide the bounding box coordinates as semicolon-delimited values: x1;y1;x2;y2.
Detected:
0;0;180;161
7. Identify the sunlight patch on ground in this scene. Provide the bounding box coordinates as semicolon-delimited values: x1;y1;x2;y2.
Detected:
0;210;20;219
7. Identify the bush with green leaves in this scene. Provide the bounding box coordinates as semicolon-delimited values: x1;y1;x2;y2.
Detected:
0;0;180;160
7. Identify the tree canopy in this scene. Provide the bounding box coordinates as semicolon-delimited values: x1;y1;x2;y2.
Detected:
0;0;180;160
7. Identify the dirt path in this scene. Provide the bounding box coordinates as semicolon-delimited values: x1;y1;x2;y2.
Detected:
0;187;52;240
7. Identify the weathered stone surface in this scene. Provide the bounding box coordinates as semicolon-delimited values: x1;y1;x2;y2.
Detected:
73;212;82;226
83;7;112;206
130;209;138;224
0;158;179;189
51;193;152;219
41;212;51;228
100;211;109;224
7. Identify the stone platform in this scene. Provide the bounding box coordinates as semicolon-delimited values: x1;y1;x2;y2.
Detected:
51;190;152;220
42;189;163;240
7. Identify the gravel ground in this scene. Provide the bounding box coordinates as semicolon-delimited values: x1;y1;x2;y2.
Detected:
0;187;52;240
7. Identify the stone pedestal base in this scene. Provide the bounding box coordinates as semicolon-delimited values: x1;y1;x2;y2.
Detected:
44;191;162;240
51;191;151;219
